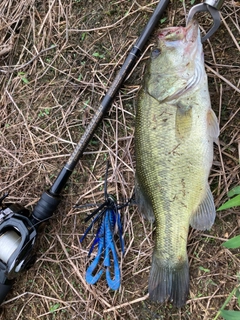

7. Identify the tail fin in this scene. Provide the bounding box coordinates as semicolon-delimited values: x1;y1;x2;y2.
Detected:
148;252;189;308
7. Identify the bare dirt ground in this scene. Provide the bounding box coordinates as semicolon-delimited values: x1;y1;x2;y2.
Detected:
0;0;239;319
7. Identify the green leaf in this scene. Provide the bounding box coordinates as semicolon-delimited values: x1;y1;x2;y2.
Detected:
236;286;240;305
22;77;29;84
228;186;240;198
217;194;240;211
160;17;167;24
223;235;240;249
44;108;50;115
49;303;60;313
81;32;86;41
92;52;104;59
220;310;240;320
18;72;29;84
199;266;210;273
83;99;90;108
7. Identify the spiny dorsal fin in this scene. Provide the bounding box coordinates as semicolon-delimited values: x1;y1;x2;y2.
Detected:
190;185;216;230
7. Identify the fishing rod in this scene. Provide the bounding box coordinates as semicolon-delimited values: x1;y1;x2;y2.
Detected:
0;0;170;304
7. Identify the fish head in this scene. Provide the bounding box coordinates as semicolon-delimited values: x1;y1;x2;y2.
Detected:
157;19;201;68
146;20;204;102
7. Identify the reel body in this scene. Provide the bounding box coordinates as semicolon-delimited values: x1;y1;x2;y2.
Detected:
0;203;37;304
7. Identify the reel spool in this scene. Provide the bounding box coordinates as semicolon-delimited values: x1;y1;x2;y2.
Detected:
0;231;21;264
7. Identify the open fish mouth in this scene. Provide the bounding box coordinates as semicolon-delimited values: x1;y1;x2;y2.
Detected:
158;19;199;43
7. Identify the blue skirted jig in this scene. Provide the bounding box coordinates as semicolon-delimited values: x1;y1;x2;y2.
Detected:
79;163;129;290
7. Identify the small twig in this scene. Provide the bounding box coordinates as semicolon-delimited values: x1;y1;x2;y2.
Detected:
205;64;240;94
0;45;57;74
0;44;13;57
68;2;157;33
103;293;149;313
220;106;240;133
0;146;23;166
205;64;240;93
220;12;240;52
1;291;76;305
200;233;228;242
218;141;228;193
189;293;230;303
5;90;36;151
0;168;34;193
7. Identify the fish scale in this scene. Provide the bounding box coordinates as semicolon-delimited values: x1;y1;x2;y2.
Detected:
135;20;219;307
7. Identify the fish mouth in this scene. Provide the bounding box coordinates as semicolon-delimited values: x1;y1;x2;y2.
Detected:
158;20;199;43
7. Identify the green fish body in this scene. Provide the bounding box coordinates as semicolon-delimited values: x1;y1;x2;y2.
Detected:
135;20;219;307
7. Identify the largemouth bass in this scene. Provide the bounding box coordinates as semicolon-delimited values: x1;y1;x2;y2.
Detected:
135;20;219;307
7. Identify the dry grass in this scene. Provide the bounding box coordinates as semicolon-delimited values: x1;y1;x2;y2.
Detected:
0;0;239;319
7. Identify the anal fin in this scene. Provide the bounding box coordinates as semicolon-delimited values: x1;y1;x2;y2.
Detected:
190;185;216;230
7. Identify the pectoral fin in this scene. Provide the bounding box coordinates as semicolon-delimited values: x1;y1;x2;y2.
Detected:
190;185;216;230
135;176;155;223
207;109;219;143
175;103;192;140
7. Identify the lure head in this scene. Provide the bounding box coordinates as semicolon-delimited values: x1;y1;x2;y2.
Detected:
106;194;117;207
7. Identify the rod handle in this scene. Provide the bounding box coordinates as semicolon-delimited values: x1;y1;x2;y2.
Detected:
32;191;61;223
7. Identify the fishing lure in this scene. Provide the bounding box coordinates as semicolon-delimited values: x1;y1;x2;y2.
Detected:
79;163;129;290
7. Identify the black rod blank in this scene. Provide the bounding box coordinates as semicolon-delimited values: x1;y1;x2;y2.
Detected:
32;0;169;222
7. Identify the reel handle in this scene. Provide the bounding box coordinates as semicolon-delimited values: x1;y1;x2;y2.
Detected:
0;281;13;305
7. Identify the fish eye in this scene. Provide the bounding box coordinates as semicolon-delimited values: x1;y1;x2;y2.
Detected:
151;48;161;59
